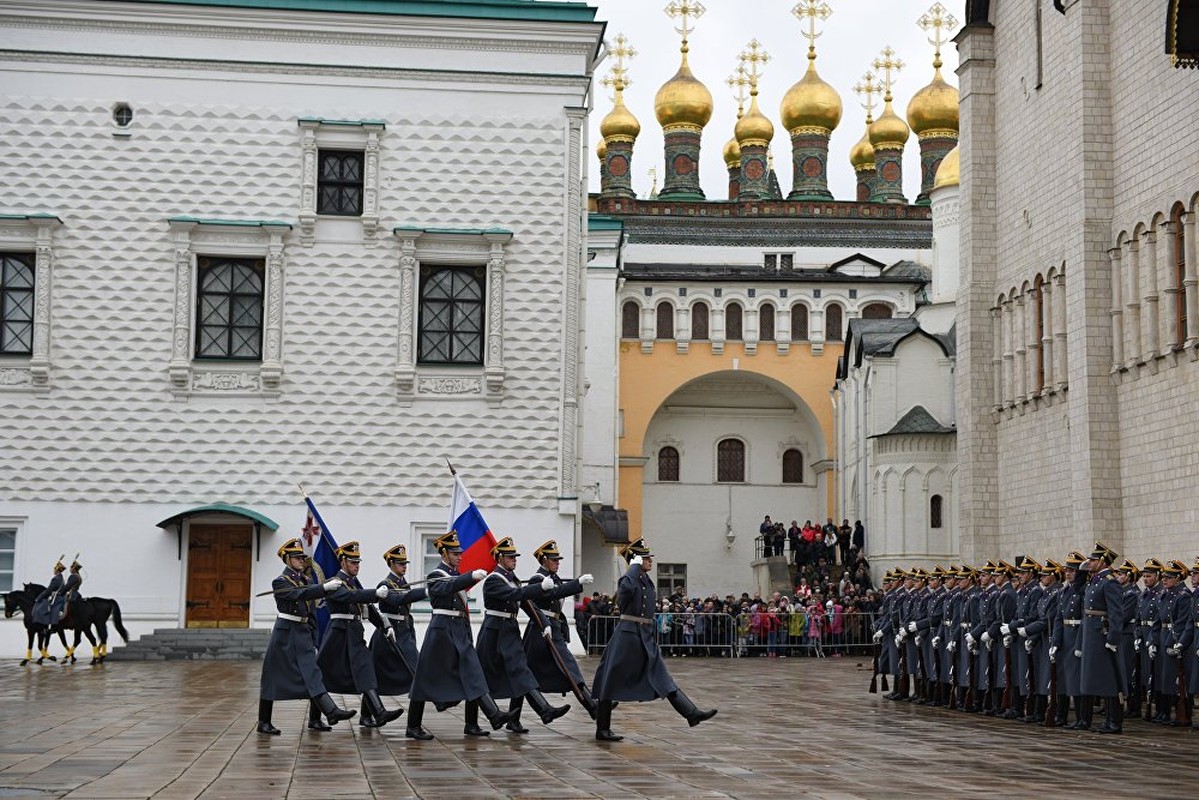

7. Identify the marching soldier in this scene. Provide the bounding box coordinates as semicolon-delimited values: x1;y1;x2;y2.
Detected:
1052;551;1086;728
257;539;355;735
1078;541;1125;734
407;530;516;739
1023;559;1062;724
523;539;598;720
367;545;426;727
1156;559;1192;726
1135;558;1163;719
591;538;717;741
1115;559;1141;718
313;541;403;730
476;537;570;733
1006;556;1044;720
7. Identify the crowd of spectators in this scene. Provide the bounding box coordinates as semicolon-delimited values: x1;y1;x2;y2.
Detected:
757;515;866;568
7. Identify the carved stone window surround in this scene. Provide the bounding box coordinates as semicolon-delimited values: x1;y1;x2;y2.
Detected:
0;214;62;393
166;217;291;399
393;227;513;407
298;118;385;246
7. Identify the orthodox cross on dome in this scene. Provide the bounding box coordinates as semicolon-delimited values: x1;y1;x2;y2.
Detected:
726;62;750;118
872;46;905;102
601;32;636;99
739;39;770;96
664;0;705;54
792;0;832;62
917;2;958;69
647;167;658;194
853;70;880;124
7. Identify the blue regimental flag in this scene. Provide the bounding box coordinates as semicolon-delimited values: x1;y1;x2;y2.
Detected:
300;496;340;645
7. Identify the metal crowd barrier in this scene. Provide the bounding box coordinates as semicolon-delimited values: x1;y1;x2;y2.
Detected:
584;610;880;658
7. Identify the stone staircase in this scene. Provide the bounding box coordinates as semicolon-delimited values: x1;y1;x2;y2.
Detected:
107;627;270;661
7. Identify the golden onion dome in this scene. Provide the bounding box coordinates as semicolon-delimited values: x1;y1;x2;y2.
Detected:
932;144;960;189
654;54;714;129
723;135;741;169
780;60;843;134
905;67;959;136
734;96;774;145
596;137;607;160
869;99;910;148
600;93;641;140
849;125;875;170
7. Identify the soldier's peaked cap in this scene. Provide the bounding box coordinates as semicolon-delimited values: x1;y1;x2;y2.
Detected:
383;544;408;564
335;541;361;562
1142;557;1164;573
1040;559;1063;575
1019;555;1041;571
1089;540;1118;563
277;538;306;561
434;530;462;553
534;540;563;561
489;537;520;559
618;538;652;561
1161;560;1185;577
1064;551;1086;567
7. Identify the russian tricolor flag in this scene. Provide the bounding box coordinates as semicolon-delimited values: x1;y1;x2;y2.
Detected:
448;474;498;575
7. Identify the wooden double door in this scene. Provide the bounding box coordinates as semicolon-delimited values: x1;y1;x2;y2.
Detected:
186;524;252;628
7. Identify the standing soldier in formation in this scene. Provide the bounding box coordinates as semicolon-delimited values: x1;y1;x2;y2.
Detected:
989;561;1017;717
1135;558;1163;719
367;544;426;728
476;537;570;734
1156;559;1192;726
918;566;947;706
934;566;962;708
901;568;929;703
1116;560;1141;718
1052;551;1086;727
1078;541;1124;734
1186;558;1199;729
407;530;515;739
314;541;403;731
257;538;355;735
1023;560;1062;724
1007;557;1043;720
955;566;980;709
872;571;897;696
892;569;916;700
523;539;598;720
968;562;996;713
591;538;717;741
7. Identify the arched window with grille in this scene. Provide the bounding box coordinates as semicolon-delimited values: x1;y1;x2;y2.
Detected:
656;301;674;339
825;303;844;341
1173;203;1188;346
781;448;803;483
716;438;745;482
725;302;743;340
930;494;943;529
691;302;709;340
1033;276;1045;391
621;300;639;339
657;446;679;482
861;302;892;319
759;304;775;341
791;304;809;341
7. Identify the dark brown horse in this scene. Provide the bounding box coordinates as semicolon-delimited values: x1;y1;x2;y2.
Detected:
7;584;129;664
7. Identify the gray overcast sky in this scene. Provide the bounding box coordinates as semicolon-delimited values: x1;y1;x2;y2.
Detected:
585;0;961;201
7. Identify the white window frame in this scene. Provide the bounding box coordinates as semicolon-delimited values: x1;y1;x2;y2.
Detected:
415;522;477;612
0;517;24;593
0;214;61;392
393;227;512;407
298;118;384;245
167;217;290;398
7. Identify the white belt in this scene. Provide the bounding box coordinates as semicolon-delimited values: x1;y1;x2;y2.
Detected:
541;610;560;619
277;613;307;623
484;610;514;619
330;613;357;620
381;612;409;623
432;609;463;618
1063;619;1081;627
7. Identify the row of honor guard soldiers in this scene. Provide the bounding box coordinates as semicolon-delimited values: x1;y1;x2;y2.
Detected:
256;531;601;738
870;541;1199;734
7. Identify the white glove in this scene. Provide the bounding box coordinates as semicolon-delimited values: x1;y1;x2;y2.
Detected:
471;569;487;581
1024;639;1033;653
907;622;917;633
543;625;553;638
1003;635;1012;648
385;628;396;643
579;573;594;585
965;633;976;648
1017;626;1027;638
375;585;389;599
1105;642;1118;654
932;636;941;649
1073;649;1082;658
947;640;957;653
981;631;992;645
322;579;342;591
540;575;554;591
915;635;924;646
1166;644;1180;657
1148;645;1157;659
1000;623;1011;635
894;634;903;648
872;630;884;643
630;555;643;567
1134;638;1141;652
1049;645;1057;660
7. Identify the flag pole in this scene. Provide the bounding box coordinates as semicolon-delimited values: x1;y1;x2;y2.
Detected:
297;482;307;499
444;457;457;476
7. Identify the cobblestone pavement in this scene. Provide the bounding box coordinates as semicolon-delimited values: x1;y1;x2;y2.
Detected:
0;656;1196;799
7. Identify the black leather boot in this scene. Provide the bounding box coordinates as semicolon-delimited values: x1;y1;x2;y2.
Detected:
505;697;529;734
361;690;402;728
595;700;622;741
667;690;717;727
314;692;356;726
477;694;516;731
577;682;599;720
405;701;433;740
463;700;489;736
308;699;332;731
358;697;375;728
257;700;281;735
1097;696;1123;733
526;690;570;725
